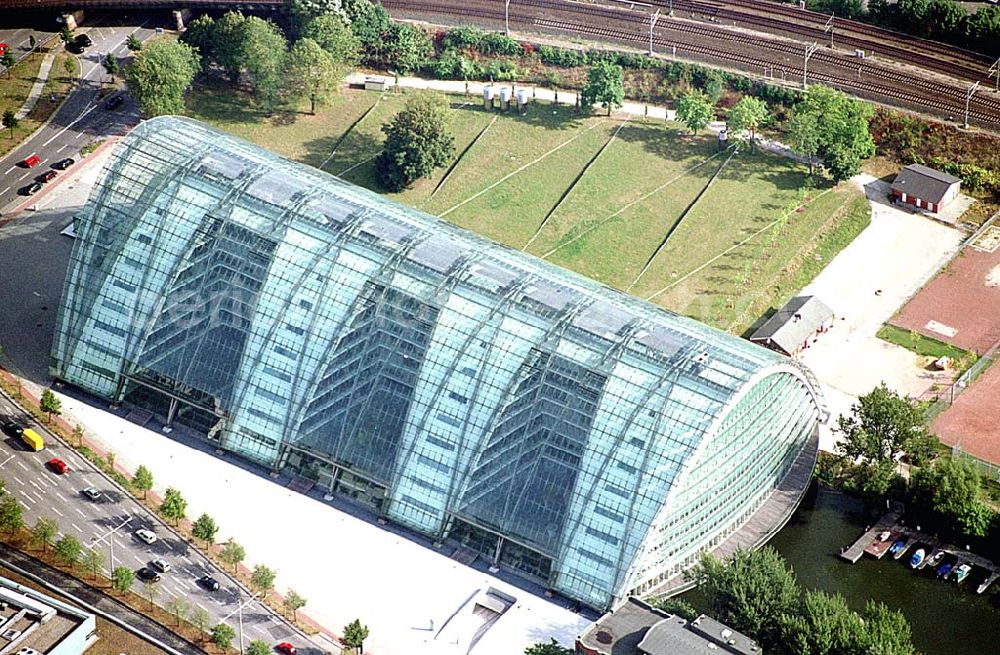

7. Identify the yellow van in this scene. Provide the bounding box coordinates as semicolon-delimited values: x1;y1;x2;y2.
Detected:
21;428;44;452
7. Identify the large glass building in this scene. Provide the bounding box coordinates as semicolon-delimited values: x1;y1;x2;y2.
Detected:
53;116;824;610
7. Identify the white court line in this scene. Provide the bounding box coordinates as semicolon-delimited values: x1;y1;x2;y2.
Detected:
51;507;64;517
75;507;86;518
42;104;99;147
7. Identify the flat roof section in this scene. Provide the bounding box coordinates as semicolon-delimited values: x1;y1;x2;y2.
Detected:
0;574;96;655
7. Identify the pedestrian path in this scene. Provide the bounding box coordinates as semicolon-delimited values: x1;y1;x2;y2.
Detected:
15;49;57;120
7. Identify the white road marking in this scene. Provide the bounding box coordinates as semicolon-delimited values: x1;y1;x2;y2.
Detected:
0;455;14;468
19;494;34;505
182;555;193;564
56;144;69;153
75;131;85;139
16;461;29;472
54;491;68;503
42;104;99;147
18;170;32;181
0;186;9;196
75;507;86;518
51;507;64;517
4;166;15;174
30;491;44;503
65;456;82;468
28;480;44;493
133;554;145;565
71;522;83;533
196;603;209;613
12;475;24;485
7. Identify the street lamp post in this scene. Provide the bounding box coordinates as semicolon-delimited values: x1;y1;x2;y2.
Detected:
238;588;245;655
91;515;132;572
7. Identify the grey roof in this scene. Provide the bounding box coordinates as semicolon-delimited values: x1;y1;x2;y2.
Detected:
578;598;670;655
638;615;760;655
891;163;961;204
750;295;833;355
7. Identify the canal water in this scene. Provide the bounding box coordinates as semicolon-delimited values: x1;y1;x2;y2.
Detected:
764;487;1000;655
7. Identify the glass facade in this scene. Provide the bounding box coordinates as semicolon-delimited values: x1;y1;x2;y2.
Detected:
52;117;823;610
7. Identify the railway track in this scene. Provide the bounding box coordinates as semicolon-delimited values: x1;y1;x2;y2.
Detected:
381;0;1000;128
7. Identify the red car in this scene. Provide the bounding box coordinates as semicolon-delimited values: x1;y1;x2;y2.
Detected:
276;643;296;655
47;458;69;474
21;154;41;168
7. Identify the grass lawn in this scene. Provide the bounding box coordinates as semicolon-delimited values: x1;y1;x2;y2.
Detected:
877;324;975;367
185;82;865;334
0;48;77;158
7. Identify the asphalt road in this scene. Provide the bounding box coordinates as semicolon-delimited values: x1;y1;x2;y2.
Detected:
0;27;59;73
0;392;302;650
0;22;153;212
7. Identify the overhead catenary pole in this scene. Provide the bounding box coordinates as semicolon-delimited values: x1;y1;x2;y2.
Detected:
505;0;511;36
964;81;980;129
991;58;1000;92
803;42;819;89
824;15;834;48
649;10;661;55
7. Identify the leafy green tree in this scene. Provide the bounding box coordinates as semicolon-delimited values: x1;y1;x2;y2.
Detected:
789;85;874;181
133;465;154;498
384;23;431;75
927;0;967;39
72;423;84;447
911;457;993;537
127;34;142;52
40;389;62;423
54;534;83;566
647;597;699;621
376;92;455;191
192;513;219;545
343;0;391;50
284;589;307;620
787;109;821;175
238;15;288;111
247;640;272;655
102;53;119;83
862;601;916;655
60;26;74;46
727;96;768;153
181;14;216;63
1;53;15;78
0;494;24;534
211;623;236;650
966;6;1000;55
82;548;104;579
687;547;797;648
192;606;212;640
159;487;188;524
848;458;905;505
342;619;370;653
304;14;360;65
31;517;58;551
221;539;246;571
675;90;714;134
2;109;18;139
142;577;159;607
580;62;625;116
111;565;134;594
781;590;866;655
285;38;342;114
524;640;572;655
251;564;277;598
289;0;348;37
836;383;927;465
212;11;250;80
125;40;200;117
166;596;188;625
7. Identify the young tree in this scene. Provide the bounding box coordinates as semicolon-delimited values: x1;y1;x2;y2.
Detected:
383;23;431;75
910;457;993;537
524;640;572;655
303;13;360;65
82;548;104;580
54;534;83;567
2;109;18;139
375;92;455;192
127;34;142;52
221;539;246;572
0;494;24;534
31;517;58;551
212;11;250;80
192;606;212;640
40;389;62;423
102;54;119;83
1;53;15;78
342;619;370;654
687;547;798;649
125;40;200;117
72;423;84;447
836;383;928;465
789;85;874;181
675;90;715;134
60;26;74;46
159;487;188;524
166;596;188;625
63;57;75;80
238;15;289;111
342;0;391;50
112;565;135;594
284;589;307;621
133;465;154;498
787;109;821;175
181;14;216;63
192;513;219;545
248;640;272;655
143;577;159;607
727;96;768;154
580;61;625;116
284;38;342;114
251;564;277;598
211;622;236;650
288;0;349;37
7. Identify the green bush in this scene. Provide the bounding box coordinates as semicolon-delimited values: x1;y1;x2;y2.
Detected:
486;59;518;81
440;26;485;50
479;32;522;56
929;157;1000;193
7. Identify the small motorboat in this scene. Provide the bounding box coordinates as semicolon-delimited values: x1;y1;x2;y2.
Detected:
910;548;926;569
888;539;906;556
937;561;954;579
877;530;892;542
953;564;973;583
925;550;945;569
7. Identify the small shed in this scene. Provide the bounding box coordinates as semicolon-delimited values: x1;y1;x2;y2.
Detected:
364;76;389;92
750;295;833;357
890;164;961;214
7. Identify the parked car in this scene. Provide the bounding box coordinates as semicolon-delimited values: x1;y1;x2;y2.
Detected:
197;575;220;591
104;94;124;110
0;419;23;438
136;567;161;583
73;34;92;48
276;643;296;655
38;170;57;183
53;158;75;170
47;458;69;474
22;182;43;196
20;154;41;168
81;487;102;501
150;558;171;573
134;529;157;545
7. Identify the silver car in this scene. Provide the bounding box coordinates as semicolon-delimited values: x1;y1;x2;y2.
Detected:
135;529;157;545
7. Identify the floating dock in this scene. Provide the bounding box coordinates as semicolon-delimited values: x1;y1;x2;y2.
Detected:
840;512;900;563
977;571;999;594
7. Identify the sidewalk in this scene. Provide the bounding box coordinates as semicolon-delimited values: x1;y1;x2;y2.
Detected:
15;49;58;120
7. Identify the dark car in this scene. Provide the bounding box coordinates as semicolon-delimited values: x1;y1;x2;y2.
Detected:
0;419;23;438
38;170;57;183
22;182;43;196
66;42;83;54
136;567;161;583
104;94;124;110
197;575;220;591
53;158;75;170
73;34;92;48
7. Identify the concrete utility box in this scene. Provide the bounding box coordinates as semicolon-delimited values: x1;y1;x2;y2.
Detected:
483;85;495;110
365;76;389;92
499;87;512;111
515;88;528;114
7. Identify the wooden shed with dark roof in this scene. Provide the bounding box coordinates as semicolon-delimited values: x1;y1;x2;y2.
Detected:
890;164;961;214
